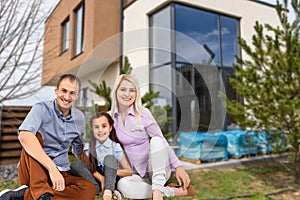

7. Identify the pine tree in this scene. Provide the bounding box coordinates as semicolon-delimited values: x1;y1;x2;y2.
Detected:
221;0;300;183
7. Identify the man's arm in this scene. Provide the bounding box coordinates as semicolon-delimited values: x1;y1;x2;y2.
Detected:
18;131;65;191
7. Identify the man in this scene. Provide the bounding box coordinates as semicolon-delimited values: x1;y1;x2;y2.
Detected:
0;74;97;200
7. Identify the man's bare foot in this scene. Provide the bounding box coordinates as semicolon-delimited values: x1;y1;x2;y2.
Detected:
152;189;163;200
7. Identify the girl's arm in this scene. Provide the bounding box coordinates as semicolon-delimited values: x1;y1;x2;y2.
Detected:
117;153;132;177
93;171;104;193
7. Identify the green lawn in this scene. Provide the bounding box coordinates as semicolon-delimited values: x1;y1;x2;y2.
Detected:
1;155;299;200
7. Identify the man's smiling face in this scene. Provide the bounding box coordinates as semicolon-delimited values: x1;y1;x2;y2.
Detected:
55;78;79;116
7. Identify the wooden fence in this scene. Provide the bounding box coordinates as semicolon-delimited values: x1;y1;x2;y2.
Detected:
0;106;31;165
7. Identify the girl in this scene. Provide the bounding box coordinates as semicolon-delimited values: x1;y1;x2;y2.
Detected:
71;112;132;200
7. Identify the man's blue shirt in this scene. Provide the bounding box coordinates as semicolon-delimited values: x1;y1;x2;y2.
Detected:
19;100;86;171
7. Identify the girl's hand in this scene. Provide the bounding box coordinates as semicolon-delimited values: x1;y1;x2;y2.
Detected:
99;175;105;192
93;171;105;194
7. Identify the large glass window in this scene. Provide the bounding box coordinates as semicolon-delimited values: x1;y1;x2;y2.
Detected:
76;87;88;107
74;3;84;56
61;18;70;53
150;3;240;133
151;6;172;65
220;16;239;67
150;6;172;107
175;5;220;65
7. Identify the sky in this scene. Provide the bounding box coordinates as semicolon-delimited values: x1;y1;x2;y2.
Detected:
262;0;296;21
1;1;59;106
2;0;297;106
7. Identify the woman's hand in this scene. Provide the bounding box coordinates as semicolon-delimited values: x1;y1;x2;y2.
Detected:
175;166;190;190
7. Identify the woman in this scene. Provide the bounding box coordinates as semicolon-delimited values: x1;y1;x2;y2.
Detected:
110;74;196;199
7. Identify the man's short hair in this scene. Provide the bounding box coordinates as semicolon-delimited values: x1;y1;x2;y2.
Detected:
56;74;81;90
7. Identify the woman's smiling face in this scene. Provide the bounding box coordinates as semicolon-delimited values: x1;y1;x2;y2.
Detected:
116;80;136;108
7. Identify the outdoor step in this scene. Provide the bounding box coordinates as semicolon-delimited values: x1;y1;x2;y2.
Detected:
0;150;21;158
1;135;18;141
0;142;22;149
2;112;28;118
0;158;20;165
1;119;24;125
1;127;19;133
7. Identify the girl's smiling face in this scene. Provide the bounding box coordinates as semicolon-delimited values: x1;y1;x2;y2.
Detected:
92;116;112;144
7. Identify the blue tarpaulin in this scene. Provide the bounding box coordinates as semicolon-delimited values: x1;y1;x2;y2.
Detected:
257;130;287;153
178;132;228;162
178;130;287;163
220;130;258;158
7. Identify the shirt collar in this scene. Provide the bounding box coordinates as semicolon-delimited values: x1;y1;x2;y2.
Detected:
53;100;73;120
128;105;135;116
96;138;112;148
113;105;135;117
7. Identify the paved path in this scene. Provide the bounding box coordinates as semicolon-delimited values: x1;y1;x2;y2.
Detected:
180;153;290;170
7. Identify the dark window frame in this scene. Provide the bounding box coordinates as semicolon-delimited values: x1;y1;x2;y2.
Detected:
73;2;85;57
61;17;70;53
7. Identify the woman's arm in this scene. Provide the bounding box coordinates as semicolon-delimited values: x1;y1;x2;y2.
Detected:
175;166;190;190
117;153;132;177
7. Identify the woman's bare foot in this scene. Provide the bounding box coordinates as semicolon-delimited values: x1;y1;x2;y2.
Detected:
152;189;163;200
173;187;188;196
169;184;196;196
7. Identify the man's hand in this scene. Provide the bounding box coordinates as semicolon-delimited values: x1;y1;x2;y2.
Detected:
49;167;65;191
19;131;65;191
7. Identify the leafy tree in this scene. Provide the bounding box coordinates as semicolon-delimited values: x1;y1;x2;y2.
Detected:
120;56;132;75
141;90;159;109
0;0;55;105
88;80;111;111
151;104;173;141
221;0;300;183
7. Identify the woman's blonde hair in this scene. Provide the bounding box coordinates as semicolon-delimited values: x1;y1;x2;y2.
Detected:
111;74;143;119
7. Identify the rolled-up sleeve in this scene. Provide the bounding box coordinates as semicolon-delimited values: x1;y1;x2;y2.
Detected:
71;136;83;155
18;103;45;134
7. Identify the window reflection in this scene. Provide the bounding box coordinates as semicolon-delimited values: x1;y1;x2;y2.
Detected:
175;4;220;65
150;65;173;107
74;3;84;56
221;16;239;67
151;6;171;65
61;18;69;52
150;3;240;133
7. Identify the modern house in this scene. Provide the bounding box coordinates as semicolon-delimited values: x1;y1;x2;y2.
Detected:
42;0;281;135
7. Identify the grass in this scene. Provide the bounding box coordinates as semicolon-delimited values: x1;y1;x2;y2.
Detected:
1;155;299;200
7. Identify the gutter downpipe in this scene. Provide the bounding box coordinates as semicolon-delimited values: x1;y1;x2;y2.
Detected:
119;0;124;74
